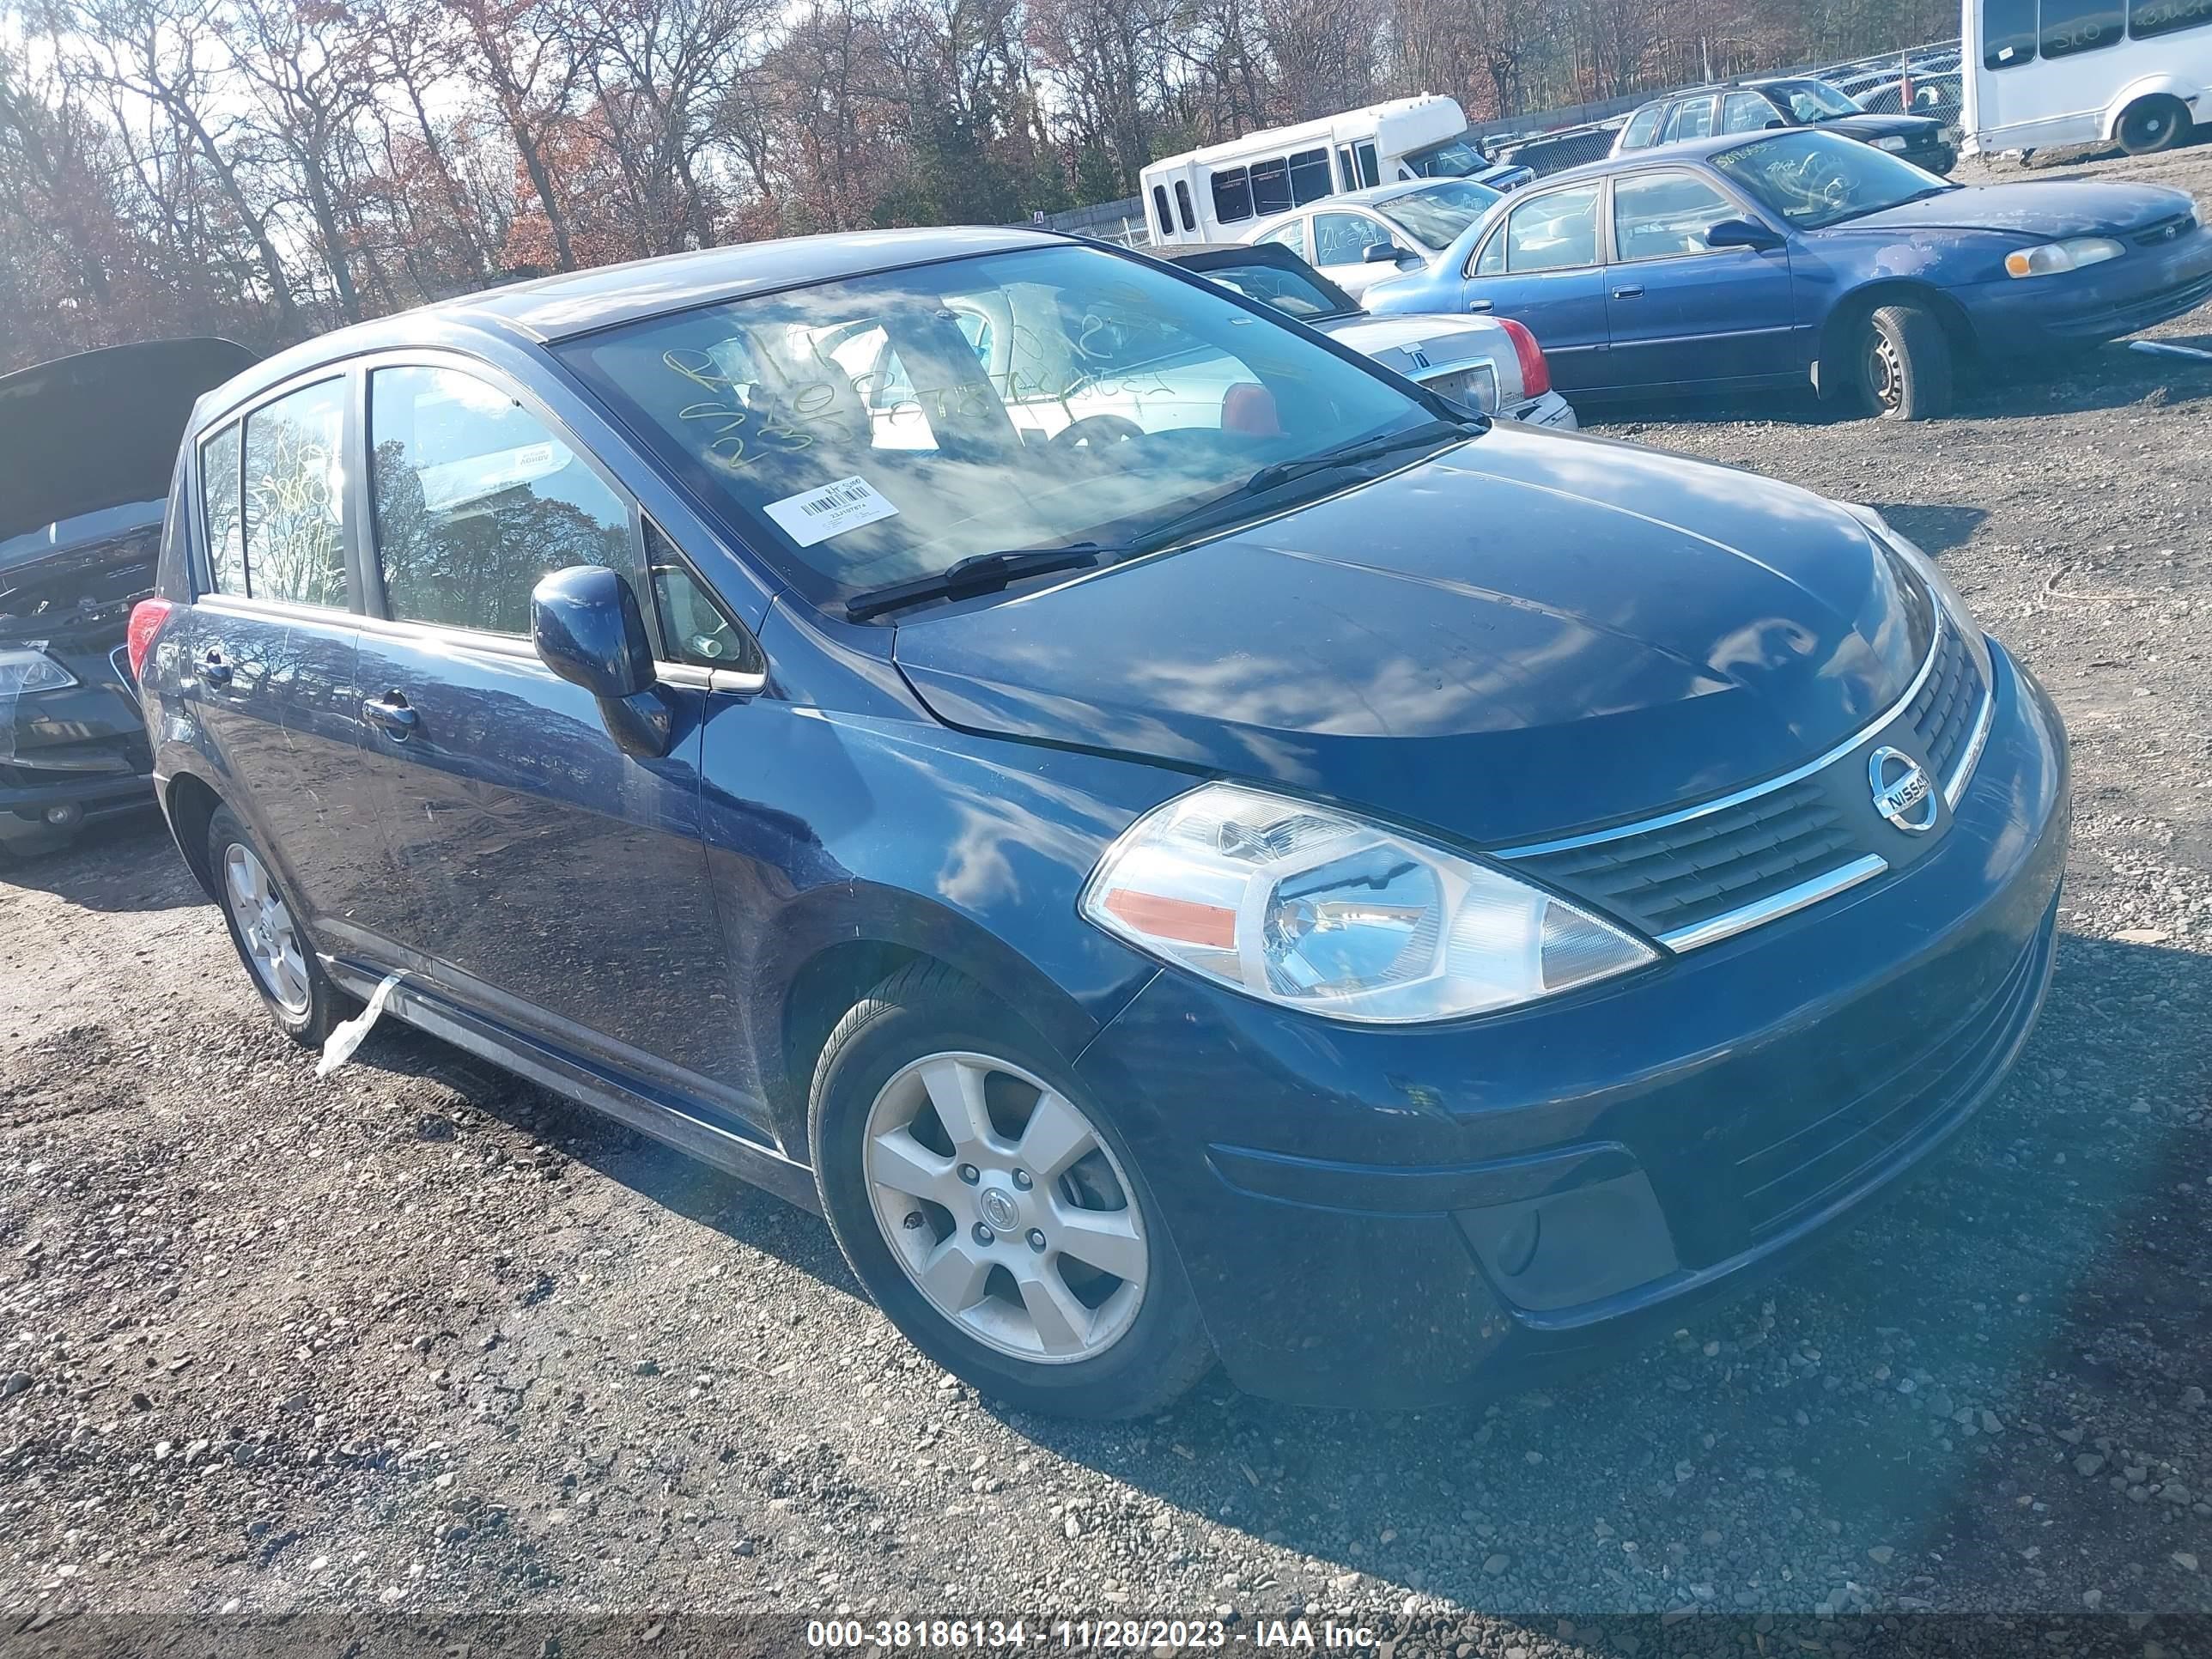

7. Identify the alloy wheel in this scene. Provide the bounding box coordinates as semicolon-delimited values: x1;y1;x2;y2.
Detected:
222;842;311;1015
862;1051;1147;1364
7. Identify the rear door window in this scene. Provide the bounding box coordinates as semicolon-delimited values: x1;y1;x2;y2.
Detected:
1504;185;1601;272
1257;217;1310;260
242;379;348;608
368;363;638;637
1663;97;1716;142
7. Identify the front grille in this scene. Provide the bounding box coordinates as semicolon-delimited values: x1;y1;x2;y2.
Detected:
2134;214;2197;246
1723;908;2052;1241
1515;777;1857;944
1905;622;1984;788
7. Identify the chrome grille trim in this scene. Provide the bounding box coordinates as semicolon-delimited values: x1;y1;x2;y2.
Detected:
1494;609;1950;861
1942;672;1995;808
1654;853;1888;953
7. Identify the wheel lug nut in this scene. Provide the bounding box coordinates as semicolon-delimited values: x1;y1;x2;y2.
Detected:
1012;1170;1032;1191
1026;1228;1047;1252
903;1212;924;1230
957;1164;980;1185
972;1223;995;1246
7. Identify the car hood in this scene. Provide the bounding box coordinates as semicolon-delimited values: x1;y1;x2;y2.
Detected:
1818;112;1947;143
1827;179;2194;240
891;424;1932;849
0;337;257;547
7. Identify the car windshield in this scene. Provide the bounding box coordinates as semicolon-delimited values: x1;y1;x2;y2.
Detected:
1766;79;1863;122
1711;129;1951;229
555;241;1432;608
1402;132;1494;179
1190;259;1358;320
1381;180;1504;249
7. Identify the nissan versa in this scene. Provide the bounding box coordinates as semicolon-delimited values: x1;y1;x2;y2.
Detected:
132;228;2069;1419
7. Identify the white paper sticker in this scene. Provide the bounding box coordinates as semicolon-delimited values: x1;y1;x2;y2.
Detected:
763;476;900;547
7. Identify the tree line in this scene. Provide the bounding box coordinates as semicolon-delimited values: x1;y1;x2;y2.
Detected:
0;0;1953;372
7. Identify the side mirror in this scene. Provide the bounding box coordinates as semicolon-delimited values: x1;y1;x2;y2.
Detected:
1763;117;1788;130
1706;216;1784;252
1361;241;1400;264
531;564;672;759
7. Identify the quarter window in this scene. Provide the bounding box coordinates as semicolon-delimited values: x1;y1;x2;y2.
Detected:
1984;0;2039;64
2042;0;2125;52
242;379;348;608
1613;172;1737;261
199;422;245;596
1211;166;1254;225
368;364;635;637
1504;185;1601;272
1258;218;1309;260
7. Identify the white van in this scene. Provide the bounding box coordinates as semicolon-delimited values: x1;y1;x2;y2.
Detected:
1961;0;2210;156
1138;95;1531;247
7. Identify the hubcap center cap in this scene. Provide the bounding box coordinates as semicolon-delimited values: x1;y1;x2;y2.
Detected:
977;1185;1021;1233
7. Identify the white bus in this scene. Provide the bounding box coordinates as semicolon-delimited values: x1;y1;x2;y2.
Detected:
1137;96;1529;247
1962;0;2212;155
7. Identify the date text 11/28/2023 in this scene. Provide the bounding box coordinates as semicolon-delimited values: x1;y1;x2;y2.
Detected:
805;1618;1385;1650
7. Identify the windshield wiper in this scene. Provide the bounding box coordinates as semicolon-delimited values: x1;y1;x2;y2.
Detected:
1240;418;1478;498
843;544;1109;621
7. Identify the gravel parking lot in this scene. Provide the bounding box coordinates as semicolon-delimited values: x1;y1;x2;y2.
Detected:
3;142;2211;1652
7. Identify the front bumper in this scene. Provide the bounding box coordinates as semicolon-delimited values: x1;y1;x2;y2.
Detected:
1964;231;2212;350
1074;641;2069;1407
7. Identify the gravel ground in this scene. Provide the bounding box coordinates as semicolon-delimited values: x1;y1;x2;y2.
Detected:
3;139;2212;1650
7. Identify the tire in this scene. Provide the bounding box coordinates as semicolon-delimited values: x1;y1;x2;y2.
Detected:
807;961;1214;1419
205;804;344;1049
1855;301;1953;421
2117;95;2191;157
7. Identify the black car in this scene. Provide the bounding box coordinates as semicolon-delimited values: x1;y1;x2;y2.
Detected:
0;338;256;860
1613;76;1956;175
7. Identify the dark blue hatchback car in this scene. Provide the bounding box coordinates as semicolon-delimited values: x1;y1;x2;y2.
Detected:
133;228;2069;1417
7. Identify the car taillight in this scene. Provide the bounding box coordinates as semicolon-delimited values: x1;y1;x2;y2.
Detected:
1498;317;1551;401
125;599;174;680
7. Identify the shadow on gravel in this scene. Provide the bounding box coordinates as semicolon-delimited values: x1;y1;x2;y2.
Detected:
1869;502;1989;556
992;932;2212;1615
0;811;204;914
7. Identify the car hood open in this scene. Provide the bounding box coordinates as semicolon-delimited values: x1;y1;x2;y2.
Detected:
1831;179;2193;240
891;425;1934;849
0;337;257;550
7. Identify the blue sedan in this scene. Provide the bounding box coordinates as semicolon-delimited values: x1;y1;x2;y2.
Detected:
136;227;2066;1415
1363;127;2212;417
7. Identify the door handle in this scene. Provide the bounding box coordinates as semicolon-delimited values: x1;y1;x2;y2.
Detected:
201;648;233;689
1467;298;1495;313
362;691;419;738
1612;284;1646;299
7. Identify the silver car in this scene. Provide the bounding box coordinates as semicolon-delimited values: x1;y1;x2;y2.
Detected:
1157;240;1577;430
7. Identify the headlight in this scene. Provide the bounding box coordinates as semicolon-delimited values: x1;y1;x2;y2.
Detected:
2004;236;2124;278
1079;782;1656;1024
0;647;77;696
1872;135;1911;152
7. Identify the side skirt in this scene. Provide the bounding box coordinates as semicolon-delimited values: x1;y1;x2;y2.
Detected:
325;959;822;1214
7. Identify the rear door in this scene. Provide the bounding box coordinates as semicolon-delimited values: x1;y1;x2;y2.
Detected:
1462;182;1611;391
1602;168;1796;389
345;355;750;1124
186;376;386;945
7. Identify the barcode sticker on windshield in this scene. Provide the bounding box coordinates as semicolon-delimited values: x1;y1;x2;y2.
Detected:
763;476;899;547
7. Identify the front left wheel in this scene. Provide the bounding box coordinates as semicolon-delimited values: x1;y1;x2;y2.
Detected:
808;961;1214;1418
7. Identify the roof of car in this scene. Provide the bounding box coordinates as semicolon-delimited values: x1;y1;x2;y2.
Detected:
198;225;1063;414
1631;76;1832;110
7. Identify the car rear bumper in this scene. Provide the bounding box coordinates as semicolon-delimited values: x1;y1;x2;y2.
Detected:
1505;390;1578;429
2;676;155;841
1073;640;2069;1407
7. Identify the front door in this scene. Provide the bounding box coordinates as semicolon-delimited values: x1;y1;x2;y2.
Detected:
345;358;744;1119
185;378;386;944
1601;171;1796;389
1462;182;1612;391
1311;210;1411;299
